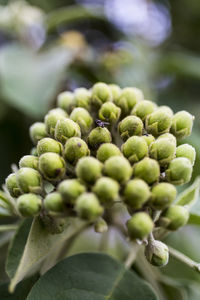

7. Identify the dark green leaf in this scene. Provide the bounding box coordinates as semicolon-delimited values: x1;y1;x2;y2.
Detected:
176;177;200;208
188;214;200;226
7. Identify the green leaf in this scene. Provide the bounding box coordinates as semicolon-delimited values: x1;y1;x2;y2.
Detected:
188;214;200;226
176;177;200;208
27;253;158;300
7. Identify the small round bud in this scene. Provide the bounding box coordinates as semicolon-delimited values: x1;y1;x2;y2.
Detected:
118;116;143;140
157;133;177;145
64;137;90;165
142;134;155;147
159;205;189;230
55;118;81;144
96;143;121;162
74;87;91;110
146;109;172;136
17;193;42;217
37;138;63;156
159;106;173;117
44;192;64;213
57;91;75;114
145;240;169;267
126;212;154;240
5;173;21;198
176;144;196;166
45;108;67;136
122;136;148;164
88;127;112;150
123;179;150;210
76;157;102;184
149;138;176;167
150;183;177;210
171;111;194;140
133;157;160;185
39;153;66;181
58;179;86;205
104;156;132;183
114;87;143;115
92;82;112;106
92;177;119;205
94;218;108;233
99;102;121;123
75;192;104;221
132;100;156;121
19;155;39;170
70;107;93;133
29;122;47;145
16;168;42;194
166;157;192;185
109;84;121;100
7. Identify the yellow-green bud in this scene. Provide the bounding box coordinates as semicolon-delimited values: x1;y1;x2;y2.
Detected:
118;116;143;140
99;102;121;123
114;87;143;115
146;109;172;136
88;127;112;150
133;157;160;185
92;177;119;205
17;193;42;217
109;84;121;100
29;122;47;145
157;133;177;145
92;82;112;106
70;107;93;133
76;157;102;184
159;106;173;117
96;143;121;162
37;138;63;156
55;118;81;144
74;87;91;110
159;205;189;230
75;192;104;221
5;173;21;198
57;91;75;114
166;157;192;185
45;108;67;136
176;144;196;166
19;155;39;170
143;134;155;147
58;179;86;205
149;138;176;167
123;179;150;210
132;100;156;121
44;192;64;213
39;153;66;181
126;212;154;240
150;183;177;210
145;240;169;267
104;156;132;183
171;111;194;140
64;137;90;165
121;136;148;164
94;217;108;233
16;168;42;194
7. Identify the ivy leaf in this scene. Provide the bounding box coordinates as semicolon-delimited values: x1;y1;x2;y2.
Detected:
176;177;200;209
27;253;158;300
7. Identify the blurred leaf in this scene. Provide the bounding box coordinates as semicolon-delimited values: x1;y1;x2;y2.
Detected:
176;177;200;208
188;214;200;226
0;224;17;232
0;207;12;217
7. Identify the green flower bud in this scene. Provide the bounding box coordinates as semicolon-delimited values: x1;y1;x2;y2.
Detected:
19;155;39;170
143;134;155;147
114;87;143;115
75;192;104;221
64;137;90;165
96;143;121;162
159;205;189;230
171;111;194;140
104;156;132;183
118;116;143;141
99;102;121;123
29;122;47;145
39;153;66;181
132;100;156;121
37;138;63;156
88;127;112;150
44;192;64;213
45;108;67;136
17;193;42;217
123;179;150;210
5;173;21;198
92;82;112;106
16;168;42;194
159;106;173;117
74;87;91;110
109;84;121;100
146;108;172;136
70;107;93;133
94;217;108;233
150;183;177;210
58;179;86;205
57;91;75;114
149;138;176;167
76;157;102;184
92;177;119;205
121;136;148;164
176;144;196;166
126;212;154;240
145;240;169;267
30;147;38;156
55;118;81;144
166;157;192;185
133;157;160;185
157;133;177;145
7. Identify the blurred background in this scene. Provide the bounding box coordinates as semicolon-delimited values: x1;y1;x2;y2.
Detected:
0;0;200;298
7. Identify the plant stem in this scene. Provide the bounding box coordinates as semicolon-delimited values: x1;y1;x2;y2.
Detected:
124;242;141;268
168;246;200;273
0;224;18;232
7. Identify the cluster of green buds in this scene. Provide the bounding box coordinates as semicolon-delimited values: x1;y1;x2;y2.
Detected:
4;82;195;268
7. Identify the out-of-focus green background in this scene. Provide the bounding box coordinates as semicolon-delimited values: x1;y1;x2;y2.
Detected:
0;0;200;298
